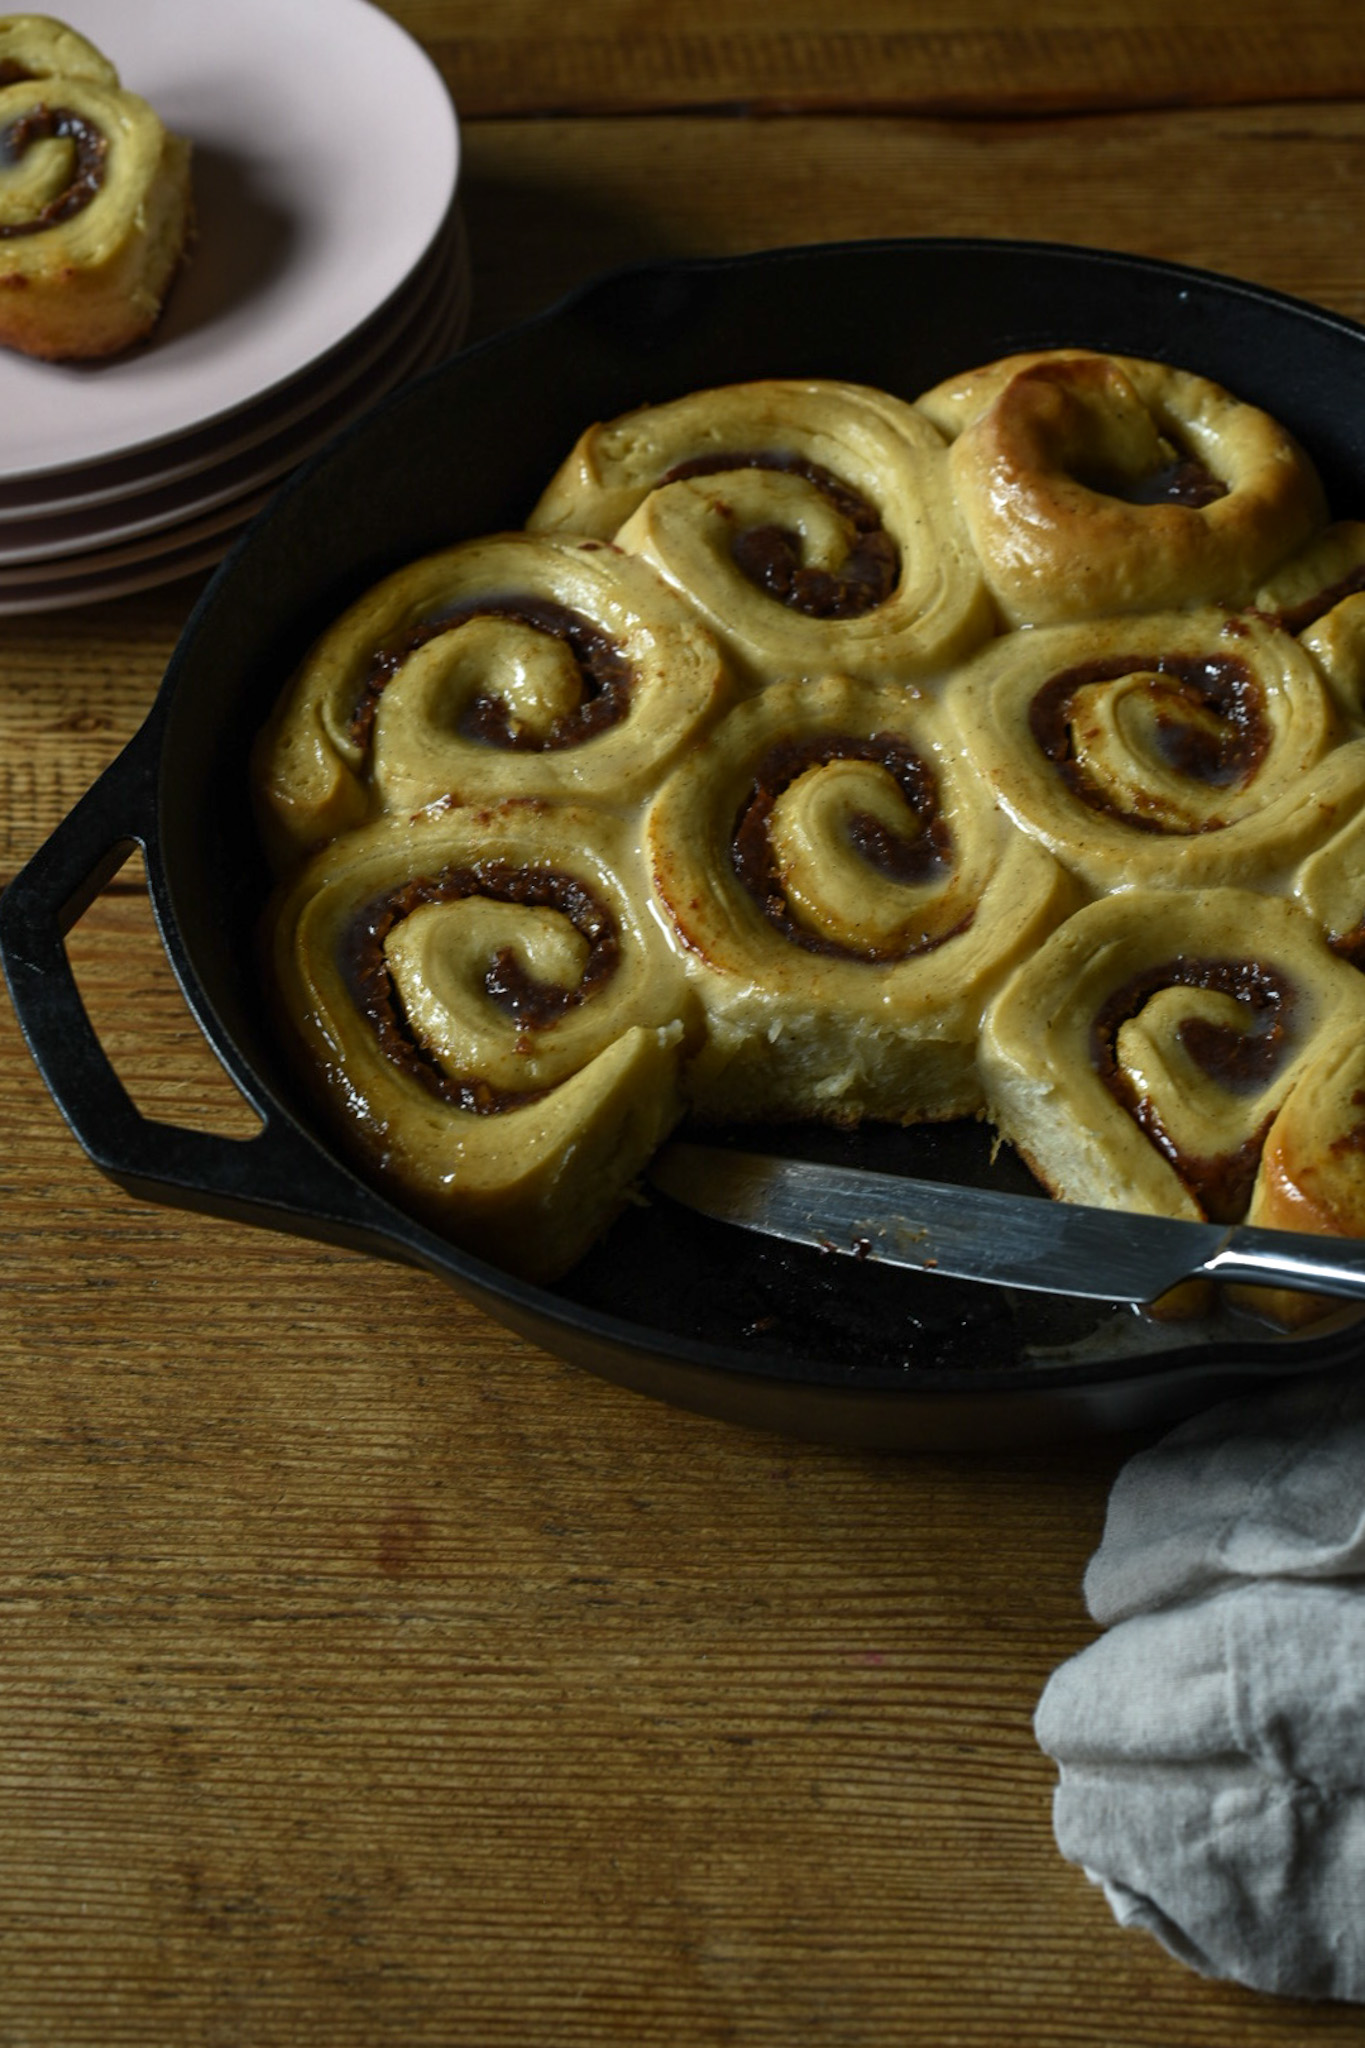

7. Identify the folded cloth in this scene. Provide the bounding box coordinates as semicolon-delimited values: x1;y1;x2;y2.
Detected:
1035;1365;1365;2001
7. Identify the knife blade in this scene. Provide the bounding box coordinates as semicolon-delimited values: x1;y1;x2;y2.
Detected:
648;1142;1365;1308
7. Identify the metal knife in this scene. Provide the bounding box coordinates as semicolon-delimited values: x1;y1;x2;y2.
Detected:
648;1141;1365;1308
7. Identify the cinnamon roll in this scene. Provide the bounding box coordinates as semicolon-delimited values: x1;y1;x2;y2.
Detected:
1240;1026;1365;1324
645;673;1077;1126
916;350;1325;628
0;16;192;360
949;607;1365;894
252;533;732;871
527;379;994;687
265;803;698;1282
979;887;1365;1234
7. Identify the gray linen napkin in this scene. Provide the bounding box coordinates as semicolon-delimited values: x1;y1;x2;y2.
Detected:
1034;1366;1365;2000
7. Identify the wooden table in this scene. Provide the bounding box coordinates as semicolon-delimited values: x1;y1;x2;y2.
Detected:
4;3;1365;2039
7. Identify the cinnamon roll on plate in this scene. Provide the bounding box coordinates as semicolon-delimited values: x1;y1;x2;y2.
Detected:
0;15;192;360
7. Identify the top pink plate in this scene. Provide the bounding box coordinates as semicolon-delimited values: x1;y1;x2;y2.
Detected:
0;0;460;482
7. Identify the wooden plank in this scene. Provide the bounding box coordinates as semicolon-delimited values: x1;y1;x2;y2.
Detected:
0;907;1123;2047
381;0;1365;116
1;926;1361;2044
0;576;208;883
459;103;1365;342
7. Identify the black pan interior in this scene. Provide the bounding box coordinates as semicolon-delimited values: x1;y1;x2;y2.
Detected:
146;238;1365;1417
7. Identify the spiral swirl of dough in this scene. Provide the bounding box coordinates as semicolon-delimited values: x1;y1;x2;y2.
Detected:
1293;804;1365;968
252;532;732;870
949;608;1365;895
266;802;699;1281
527;379;994;687
1248;520;1365;718
0;15;118;89
915;349;1326;628
980;887;1365;1235
644;672;1077;1126
0;23;191;361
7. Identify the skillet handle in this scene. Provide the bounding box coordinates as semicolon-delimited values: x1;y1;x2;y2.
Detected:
0;721;401;1255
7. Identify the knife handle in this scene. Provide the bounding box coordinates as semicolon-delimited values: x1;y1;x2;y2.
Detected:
1201;1230;1365;1302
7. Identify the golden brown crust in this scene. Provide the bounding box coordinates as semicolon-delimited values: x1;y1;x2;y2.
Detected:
917;349;1326;628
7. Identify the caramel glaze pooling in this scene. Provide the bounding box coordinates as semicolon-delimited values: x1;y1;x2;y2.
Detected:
1091;955;1297;1221
0;104;107;235
731;732;967;961
1029;651;1269;826
660;451;899;618
343;861;619;1114
1078;455;1228;510
347;595;635;755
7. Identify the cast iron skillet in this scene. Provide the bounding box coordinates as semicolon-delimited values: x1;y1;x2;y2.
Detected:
6;237;1365;1450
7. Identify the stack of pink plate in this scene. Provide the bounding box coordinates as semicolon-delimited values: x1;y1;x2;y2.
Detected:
0;0;467;613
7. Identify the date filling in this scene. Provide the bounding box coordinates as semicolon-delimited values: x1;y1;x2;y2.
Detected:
661;450;899;618
731;732;966;961
1029;651;1268;827
1091;955;1296;1220
348;595;635;755
0;104;107;235
344;862;619;1113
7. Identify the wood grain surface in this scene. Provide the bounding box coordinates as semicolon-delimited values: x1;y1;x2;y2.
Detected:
390;0;1365;115
459;103;1365;341
3;2;1365;2040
